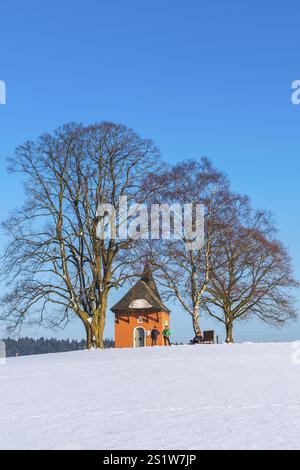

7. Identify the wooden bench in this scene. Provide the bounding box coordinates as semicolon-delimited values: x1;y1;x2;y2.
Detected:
200;330;215;344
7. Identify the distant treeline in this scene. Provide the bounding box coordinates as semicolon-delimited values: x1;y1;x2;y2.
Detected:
2;337;115;357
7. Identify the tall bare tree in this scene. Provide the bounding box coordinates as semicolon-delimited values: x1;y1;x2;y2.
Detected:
202;195;299;343
0;122;160;348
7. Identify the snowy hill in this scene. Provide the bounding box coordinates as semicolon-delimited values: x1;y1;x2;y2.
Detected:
1;342;300;450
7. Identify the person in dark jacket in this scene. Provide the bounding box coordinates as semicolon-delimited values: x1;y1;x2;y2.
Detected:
191;334;203;344
151;326;160;346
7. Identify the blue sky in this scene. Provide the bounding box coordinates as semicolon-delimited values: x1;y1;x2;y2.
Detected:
0;0;300;343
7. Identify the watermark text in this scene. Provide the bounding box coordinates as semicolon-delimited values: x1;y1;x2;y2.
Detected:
0;341;6;365
0;80;6;105
291;341;300;365
96;197;205;251
291;80;300;105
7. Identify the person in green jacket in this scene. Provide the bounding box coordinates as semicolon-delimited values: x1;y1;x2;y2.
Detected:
162;326;171;346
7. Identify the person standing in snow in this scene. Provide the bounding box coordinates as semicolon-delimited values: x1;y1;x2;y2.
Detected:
151;326;160;346
162;326;171;346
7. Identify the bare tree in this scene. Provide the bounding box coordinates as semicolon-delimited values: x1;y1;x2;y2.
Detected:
0;122;160;348
202;195;299;343
140;158;229;337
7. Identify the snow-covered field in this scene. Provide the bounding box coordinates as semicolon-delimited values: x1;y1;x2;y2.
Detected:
1;342;300;450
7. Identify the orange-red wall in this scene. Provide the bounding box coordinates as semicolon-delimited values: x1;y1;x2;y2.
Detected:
115;311;170;348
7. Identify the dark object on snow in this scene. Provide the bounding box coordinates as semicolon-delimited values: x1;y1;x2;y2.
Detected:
111;266;170;315
190;334;203;344
151;326;160;346
190;330;215;345
151;327;160;339
201;330;215;344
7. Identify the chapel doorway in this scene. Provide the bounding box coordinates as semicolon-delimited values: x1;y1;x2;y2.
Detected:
134;327;145;347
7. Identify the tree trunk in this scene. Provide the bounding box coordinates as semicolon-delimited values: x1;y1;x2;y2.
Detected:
85;321;93;349
79;290;109;349
97;313;106;349
83;311;105;350
90;295;108;349
225;320;234;343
